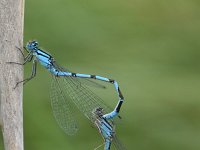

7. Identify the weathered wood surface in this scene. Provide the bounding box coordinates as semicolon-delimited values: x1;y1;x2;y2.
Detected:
0;0;24;149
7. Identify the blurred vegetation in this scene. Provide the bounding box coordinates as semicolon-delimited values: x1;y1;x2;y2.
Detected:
1;0;200;149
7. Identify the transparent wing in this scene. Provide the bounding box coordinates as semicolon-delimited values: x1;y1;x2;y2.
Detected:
54;74;112;123
77;78;106;89
112;134;127;150
50;76;78;135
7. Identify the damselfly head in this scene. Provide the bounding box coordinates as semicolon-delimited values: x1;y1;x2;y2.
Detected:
26;40;39;51
93;107;104;118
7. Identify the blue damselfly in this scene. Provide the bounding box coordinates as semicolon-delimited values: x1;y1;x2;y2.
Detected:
9;40;126;149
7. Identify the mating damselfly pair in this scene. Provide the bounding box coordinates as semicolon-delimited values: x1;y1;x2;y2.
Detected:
9;40;126;150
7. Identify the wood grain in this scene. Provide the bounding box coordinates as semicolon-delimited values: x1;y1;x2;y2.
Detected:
0;0;24;149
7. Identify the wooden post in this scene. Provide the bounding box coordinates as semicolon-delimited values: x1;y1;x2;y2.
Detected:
0;0;24;150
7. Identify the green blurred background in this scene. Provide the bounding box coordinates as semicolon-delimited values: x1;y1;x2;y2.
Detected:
1;0;200;149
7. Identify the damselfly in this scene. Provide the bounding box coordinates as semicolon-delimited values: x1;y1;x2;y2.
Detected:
9;40;125;149
93;107;127;150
